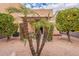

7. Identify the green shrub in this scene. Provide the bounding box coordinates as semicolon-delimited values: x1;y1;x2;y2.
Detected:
0;13;18;40
30;18;54;41
56;8;79;41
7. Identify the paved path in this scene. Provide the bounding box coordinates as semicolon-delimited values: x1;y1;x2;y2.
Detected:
62;32;79;38
0;36;79;56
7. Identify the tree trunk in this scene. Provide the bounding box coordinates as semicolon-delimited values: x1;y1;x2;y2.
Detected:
37;28;47;56
35;29;41;55
20;23;27;46
67;31;71;42
27;35;36;56
7;36;10;41
24;40;26;46
23;17;36;56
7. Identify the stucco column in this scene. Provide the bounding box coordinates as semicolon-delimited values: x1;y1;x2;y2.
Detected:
49;16;60;36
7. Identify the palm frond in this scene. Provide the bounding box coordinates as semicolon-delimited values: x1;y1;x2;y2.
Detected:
6;4;40;17
6;7;21;14
30;10;40;17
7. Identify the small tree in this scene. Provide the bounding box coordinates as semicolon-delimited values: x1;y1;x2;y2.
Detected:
6;4;40;55
0;13;17;41
56;8;79;42
6;4;53;56
21;18;54;56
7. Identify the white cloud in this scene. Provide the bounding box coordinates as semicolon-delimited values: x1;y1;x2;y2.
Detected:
52;3;79;12
26;3;79;11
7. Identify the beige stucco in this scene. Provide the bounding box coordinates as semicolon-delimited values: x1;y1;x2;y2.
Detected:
0;3;55;33
0;3;21;12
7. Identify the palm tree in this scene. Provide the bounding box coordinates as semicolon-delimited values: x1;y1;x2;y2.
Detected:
6;3;54;56
6;3;39;56
30;18;54;56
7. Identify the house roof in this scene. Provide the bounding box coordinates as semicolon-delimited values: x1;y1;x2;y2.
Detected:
0;3;21;13
29;9;53;17
12;9;53;18
0;3;53;23
0;3;53;17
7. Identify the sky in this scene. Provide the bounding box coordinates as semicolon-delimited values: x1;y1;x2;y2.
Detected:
26;3;79;13
26;3;52;9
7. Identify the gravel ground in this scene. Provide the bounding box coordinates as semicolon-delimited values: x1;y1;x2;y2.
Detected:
0;35;79;56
